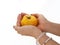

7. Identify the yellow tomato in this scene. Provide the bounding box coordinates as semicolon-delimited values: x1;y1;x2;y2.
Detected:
21;15;38;26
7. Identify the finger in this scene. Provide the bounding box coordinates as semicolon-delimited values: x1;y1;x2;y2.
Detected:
31;14;41;23
13;26;20;31
37;15;45;24
31;13;40;18
37;14;47;22
31;13;44;18
16;14;21;26
13;26;17;30
32;13;46;20
13;26;27;35
13;26;23;34
21;12;28;17
16;13;28;26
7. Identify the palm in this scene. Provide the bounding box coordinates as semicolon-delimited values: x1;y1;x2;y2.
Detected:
13;25;41;38
13;13;43;38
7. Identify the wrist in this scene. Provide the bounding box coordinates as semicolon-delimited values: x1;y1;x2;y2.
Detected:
38;33;49;45
33;29;42;39
44;21;52;32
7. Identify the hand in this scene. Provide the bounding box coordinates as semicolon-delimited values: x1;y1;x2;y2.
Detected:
14;13;42;38
32;14;50;32
16;13;28;26
13;25;42;39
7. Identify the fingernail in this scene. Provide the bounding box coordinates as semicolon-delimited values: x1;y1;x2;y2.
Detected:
13;26;15;28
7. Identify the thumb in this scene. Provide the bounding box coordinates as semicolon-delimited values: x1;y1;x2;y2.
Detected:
13;26;20;30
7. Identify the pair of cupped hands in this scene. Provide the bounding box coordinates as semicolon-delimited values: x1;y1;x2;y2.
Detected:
13;13;49;39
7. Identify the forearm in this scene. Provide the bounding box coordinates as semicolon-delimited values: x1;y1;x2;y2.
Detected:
33;30;60;45
34;33;60;45
38;34;59;45
45;22;60;36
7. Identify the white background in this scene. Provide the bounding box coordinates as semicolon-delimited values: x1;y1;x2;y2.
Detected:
0;0;60;45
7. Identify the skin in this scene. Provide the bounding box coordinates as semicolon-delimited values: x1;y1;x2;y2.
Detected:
32;14;60;36
13;25;42;38
13;13;60;45
14;13;42;38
